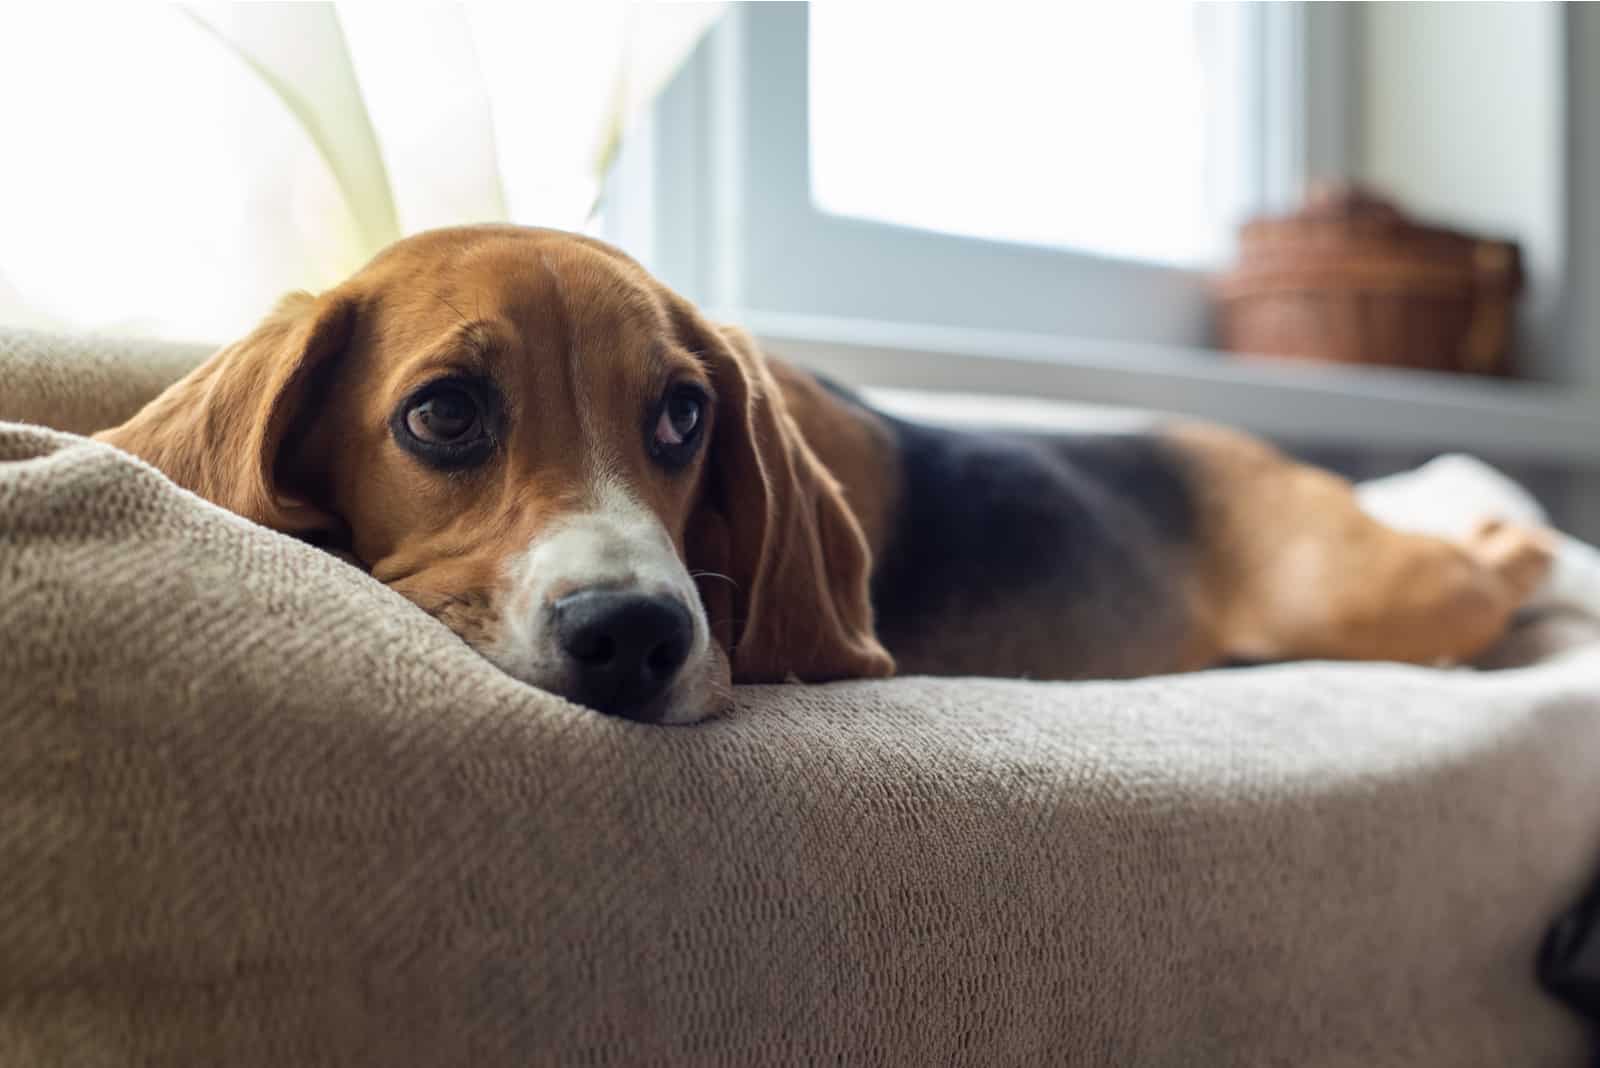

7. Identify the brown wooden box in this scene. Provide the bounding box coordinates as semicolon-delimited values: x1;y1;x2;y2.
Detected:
1214;184;1523;376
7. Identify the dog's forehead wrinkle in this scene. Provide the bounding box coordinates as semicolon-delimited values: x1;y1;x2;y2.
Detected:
532;246;612;471
543;274;661;494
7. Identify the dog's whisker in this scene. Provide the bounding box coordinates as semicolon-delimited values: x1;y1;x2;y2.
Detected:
434;290;471;326
690;570;740;590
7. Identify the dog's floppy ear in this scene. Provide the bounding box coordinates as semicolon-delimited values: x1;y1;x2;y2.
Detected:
676;307;894;683
96;289;354;535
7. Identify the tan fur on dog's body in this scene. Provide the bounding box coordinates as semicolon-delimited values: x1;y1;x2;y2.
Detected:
1168;423;1551;667
98;226;1551;721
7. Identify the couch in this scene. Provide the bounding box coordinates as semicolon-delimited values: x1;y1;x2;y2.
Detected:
3;325;1599;1065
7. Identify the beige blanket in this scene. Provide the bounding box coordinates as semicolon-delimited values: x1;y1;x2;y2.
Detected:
4;327;1600;1065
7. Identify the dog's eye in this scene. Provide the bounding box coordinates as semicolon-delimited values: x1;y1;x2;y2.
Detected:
405;386;481;444
657;388;702;446
649;383;708;469
393;378;497;469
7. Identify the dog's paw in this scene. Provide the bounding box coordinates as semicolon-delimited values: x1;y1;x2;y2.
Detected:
1462;517;1555;603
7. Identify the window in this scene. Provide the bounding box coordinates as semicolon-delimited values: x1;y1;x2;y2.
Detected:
809;4;1246;267
624;2;1316;349
605;3;1599;519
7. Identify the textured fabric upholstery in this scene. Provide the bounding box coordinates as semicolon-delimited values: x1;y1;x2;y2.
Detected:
3;328;1598;1065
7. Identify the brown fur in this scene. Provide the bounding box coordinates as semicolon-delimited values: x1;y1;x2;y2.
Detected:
1167;422;1552;666
673;321;891;681
98;225;1551;707
98;225;891;705
762;358;902;559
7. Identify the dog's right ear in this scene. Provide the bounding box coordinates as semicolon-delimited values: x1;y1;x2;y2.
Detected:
95;290;355;535
670;303;894;684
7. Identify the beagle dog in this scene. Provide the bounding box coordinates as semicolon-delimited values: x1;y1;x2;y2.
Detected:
97;225;1554;724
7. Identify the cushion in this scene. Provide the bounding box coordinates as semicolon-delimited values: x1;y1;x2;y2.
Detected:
4;328;1600;1065
0;326;210;436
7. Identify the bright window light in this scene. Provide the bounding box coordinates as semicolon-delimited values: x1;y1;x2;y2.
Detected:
810;3;1243;266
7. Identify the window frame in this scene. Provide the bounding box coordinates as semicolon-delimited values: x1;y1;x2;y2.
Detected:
599;3;1600;540
610;1;1348;349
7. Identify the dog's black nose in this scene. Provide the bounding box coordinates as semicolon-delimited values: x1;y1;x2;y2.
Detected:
552;590;693;720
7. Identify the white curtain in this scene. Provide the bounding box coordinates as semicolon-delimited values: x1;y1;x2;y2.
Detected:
0;2;723;343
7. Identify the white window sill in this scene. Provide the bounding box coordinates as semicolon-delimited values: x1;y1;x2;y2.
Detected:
727;309;1600;469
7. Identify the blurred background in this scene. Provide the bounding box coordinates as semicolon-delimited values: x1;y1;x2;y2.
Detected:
1;2;1595;534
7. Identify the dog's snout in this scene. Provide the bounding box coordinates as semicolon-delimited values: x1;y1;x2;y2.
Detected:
553;590;693;720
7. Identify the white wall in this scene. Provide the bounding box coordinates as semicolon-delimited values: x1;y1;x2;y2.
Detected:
1356;3;1568;381
1561;6;1600;389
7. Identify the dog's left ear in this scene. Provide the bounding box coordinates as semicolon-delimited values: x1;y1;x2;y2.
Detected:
674;305;894;683
96;289;355;536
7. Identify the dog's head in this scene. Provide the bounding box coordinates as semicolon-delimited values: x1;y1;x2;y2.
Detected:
99;226;892;723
